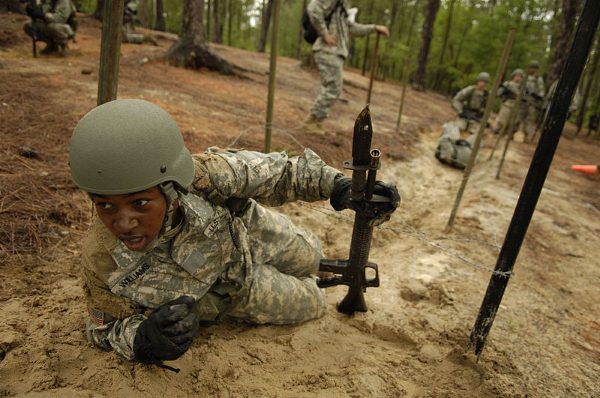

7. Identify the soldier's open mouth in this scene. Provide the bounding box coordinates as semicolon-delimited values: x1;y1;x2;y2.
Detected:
121;236;146;251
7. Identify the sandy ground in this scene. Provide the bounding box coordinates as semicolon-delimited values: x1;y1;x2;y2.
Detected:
1;13;600;397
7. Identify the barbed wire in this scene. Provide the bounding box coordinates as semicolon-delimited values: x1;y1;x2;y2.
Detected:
297;201;511;278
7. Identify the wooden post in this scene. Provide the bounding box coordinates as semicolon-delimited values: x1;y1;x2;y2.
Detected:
395;55;411;133
495;77;527;179
264;0;280;153
97;0;125;105
366;32;381;105
446;28;516;228
468;0;599;358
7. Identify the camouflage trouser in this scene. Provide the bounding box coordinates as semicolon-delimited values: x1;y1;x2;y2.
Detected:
310;51;345;120
122;22;144;44
227;201;327;324
23;20;74;46
454;118;480;135
496;102;518;134
519;103;538;141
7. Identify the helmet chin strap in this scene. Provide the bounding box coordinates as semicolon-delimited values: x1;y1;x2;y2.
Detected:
159;182;180;235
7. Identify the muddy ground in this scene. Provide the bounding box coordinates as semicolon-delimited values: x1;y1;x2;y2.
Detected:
1;13;599;398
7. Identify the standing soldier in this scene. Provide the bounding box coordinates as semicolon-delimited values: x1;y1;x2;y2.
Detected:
495;69;524;135
451;72;490;135
23;0;77;55
520;60;545;143
304;0;389;134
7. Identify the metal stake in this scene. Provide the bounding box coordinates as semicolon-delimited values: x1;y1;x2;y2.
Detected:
468;0;599;358
264;0;280;153
395;55;411;133
366;32;381;105
97;0;125;106
446;28;516;227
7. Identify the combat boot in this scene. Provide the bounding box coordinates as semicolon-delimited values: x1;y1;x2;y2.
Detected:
40;42;59;55
303;114;325;135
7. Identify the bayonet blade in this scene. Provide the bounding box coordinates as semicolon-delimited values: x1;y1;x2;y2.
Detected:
352;105;373;166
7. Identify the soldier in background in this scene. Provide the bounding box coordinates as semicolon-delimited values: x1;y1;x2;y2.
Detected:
451;72;490;135
23;0;76;55
495;69;524;135
122;1;157;45
519;60;545;143
304;0;389;134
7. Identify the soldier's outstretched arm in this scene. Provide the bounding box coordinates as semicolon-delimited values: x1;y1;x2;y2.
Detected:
191;148;343;206
348;20;376;38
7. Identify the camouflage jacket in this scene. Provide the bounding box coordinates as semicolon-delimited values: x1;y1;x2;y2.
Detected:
452;85;488;117
307;0;375;59
43;0;76;24
82;148;342;360
497;80;521;107
523;74;545;105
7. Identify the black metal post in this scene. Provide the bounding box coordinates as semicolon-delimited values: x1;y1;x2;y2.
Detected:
468;0;600;358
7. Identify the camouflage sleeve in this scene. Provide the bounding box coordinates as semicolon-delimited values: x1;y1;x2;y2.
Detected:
86;315;145;360
347;21;376;38
452;86;472;114
537;76;545;97
45;0;73;23
307;0;334;37
191;148;343;206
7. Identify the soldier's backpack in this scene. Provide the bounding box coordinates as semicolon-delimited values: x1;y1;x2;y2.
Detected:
435;123;473;170
302;0;345;44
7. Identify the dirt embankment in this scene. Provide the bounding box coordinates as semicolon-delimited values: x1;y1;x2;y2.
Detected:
1;12;599;398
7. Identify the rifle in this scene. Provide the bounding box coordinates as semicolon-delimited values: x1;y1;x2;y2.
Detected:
459;109;482;122
24;0;43;58
317;105;390;314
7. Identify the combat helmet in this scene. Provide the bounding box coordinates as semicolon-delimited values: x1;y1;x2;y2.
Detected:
512;68;524;78
69;99;194;195
528;60;540;69
476;72;490;83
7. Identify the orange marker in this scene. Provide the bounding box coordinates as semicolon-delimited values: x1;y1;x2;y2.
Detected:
571;165;599;175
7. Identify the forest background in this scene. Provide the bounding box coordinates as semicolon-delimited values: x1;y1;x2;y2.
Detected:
63;0;600;129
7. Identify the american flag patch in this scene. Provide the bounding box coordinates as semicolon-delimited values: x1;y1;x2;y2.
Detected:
88;307;105;326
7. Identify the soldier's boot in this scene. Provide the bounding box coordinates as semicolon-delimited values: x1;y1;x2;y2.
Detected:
40;41;59;55
303;114;325;135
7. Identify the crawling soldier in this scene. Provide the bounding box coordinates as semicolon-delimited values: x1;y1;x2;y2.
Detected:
68;99;399;369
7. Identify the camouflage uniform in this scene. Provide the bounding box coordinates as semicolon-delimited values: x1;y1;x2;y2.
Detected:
23;0;76;49
496;80;521;134
82;148;342;360
451;85;488;134
307;0;376;120
519;74;545;141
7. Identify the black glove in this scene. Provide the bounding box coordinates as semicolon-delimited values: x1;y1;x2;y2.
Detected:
330;177;400;224
133;296;200;366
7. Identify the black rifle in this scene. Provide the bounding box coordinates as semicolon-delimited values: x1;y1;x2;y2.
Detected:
317;106;389;314
459;108;482;122
23;0;44;57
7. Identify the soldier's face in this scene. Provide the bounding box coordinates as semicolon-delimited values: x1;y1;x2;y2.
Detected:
513;74;523;83
91;187;167;251
528;67;538;75
476;80;487;90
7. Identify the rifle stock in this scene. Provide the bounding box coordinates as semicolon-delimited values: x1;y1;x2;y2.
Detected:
318;105;384;315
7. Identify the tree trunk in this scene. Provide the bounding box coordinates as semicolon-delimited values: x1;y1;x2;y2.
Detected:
296;0;308;60
206;0;211;41
166;0;236;75
413;0;441;90
213;0;222;43
227;0;233;46
154;0;166;31
258;0;274;53
139;0;149;28
433;0;455;90
94;0;105;20
548;0;580;84
575;36;600;135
